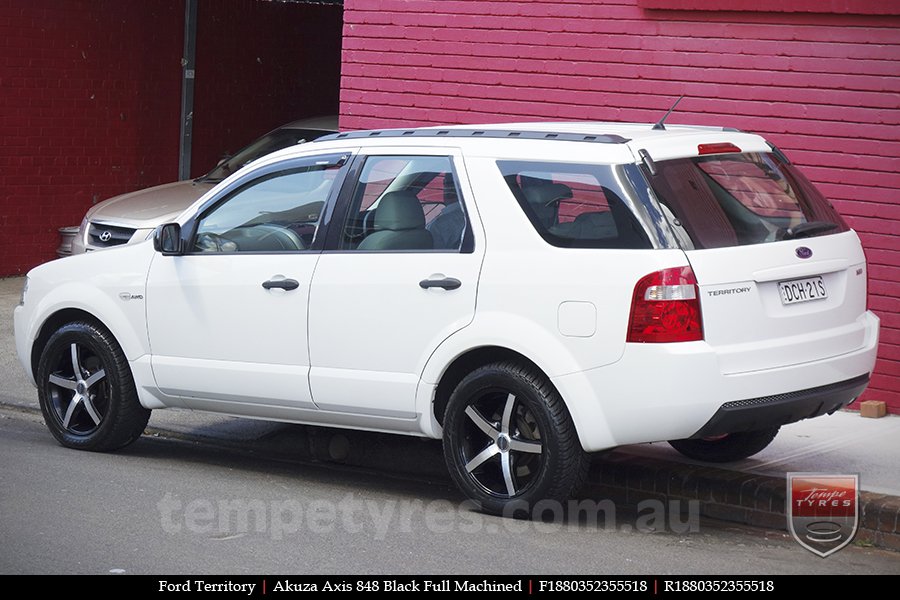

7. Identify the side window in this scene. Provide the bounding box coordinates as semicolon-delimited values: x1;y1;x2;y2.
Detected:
193;161;342;253
497;160;652;249
339;155;468;251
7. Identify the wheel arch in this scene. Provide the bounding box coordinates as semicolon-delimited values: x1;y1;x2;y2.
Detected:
25;281;149;383
30;308;114;378
417;320;620;451
431;346;550;428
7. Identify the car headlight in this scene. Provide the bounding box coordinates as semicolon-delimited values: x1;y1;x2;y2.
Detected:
18;276;28;306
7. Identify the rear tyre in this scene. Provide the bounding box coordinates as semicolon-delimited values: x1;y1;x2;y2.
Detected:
668;427;779;463
442;361;588;517
37;321;150;451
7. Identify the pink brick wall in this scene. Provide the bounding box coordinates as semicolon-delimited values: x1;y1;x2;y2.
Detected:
0;0;184;273
341;0;900;412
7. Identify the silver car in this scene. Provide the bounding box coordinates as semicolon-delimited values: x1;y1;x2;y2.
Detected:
73;116;338;253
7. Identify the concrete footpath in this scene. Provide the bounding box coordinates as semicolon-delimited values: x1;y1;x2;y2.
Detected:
2;275;898;551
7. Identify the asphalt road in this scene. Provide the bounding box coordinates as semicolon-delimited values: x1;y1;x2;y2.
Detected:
1;408;897;575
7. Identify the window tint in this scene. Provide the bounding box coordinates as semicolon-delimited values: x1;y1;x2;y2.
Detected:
497;161;652;249
193;162;341;253
645;153;849;250
339;155;468;251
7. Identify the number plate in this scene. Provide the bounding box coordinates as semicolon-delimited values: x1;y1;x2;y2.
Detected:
778;276;827;305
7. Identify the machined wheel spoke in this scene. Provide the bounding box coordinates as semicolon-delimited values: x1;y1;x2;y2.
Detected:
500;393;516;435
82;396;102;426
84;369;106;389
509;437;542;454
49;374;78;390
70;343;85;379
465;443;499;473
500;452;516;496
464;406;499;441
62;397;80;429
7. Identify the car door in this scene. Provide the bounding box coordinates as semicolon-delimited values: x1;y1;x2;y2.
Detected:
146;152;351;411
307;148;484;418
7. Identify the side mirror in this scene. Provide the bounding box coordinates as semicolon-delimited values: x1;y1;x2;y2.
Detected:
153;223;183;255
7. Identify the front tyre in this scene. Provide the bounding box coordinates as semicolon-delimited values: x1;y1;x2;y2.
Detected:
668;426;780;463
37;321;150;451
442;361;588;516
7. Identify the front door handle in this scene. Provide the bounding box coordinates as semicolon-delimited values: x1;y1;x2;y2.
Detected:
262;278;300;291
419;277;462;290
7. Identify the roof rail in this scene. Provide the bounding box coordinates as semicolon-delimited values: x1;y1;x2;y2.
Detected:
315;128;630;144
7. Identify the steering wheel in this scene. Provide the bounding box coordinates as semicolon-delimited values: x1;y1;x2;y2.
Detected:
195;231;238;252
253;225;305;250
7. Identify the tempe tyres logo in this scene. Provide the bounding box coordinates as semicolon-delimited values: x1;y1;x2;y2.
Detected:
787;473;859;557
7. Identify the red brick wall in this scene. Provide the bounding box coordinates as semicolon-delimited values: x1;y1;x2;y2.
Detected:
0;0;183;274
190;0;343;177
341;0;900;412
0;0;343;274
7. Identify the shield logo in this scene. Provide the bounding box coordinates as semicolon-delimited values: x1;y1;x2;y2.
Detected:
787;473;859;557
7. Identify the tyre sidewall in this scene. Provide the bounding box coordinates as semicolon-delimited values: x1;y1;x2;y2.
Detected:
668;427;780;463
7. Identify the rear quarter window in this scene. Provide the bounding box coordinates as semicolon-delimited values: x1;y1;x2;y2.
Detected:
497;160;652;249
645;152;848;250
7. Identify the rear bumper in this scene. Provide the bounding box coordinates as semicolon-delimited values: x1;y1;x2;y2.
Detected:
552;310;879;452
690;373;870;438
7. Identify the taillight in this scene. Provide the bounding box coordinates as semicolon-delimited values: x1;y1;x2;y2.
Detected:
697;142;741;155
627;266;703;343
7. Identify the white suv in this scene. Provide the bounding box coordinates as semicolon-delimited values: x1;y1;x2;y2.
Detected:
14;122;879;515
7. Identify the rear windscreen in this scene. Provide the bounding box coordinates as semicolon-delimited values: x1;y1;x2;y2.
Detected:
644;152;849;250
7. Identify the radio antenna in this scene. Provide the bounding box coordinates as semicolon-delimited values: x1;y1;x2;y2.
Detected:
651;95;684;131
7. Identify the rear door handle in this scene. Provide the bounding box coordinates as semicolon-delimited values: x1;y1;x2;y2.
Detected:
419;277;462;290
262;278;300;291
